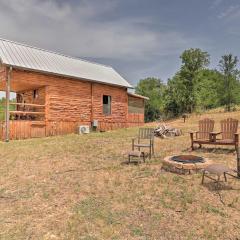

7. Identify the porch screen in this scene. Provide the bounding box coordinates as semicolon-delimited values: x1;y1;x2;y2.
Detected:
128;96;144;114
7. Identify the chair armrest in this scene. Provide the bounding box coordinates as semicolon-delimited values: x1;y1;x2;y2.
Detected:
132;137;137;143
132;137;140;143
210;131;222;135
189;131;198;138
189;131;198;141
189;131;198;133
210;132;222;142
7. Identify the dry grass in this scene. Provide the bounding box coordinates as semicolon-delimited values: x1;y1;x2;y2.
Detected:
1;110;240;239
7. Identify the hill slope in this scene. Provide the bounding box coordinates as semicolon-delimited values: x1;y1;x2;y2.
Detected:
0;109;240;239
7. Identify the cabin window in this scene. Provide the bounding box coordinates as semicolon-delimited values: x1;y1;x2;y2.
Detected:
33;89;38;99
103;95;111;115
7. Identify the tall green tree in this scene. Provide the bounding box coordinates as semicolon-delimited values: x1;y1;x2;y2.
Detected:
163;48;210;117
163;73;189;117
179;48;210;112
194;69;223;110
218;54;239;111
136;50;240;121
135;77;165;122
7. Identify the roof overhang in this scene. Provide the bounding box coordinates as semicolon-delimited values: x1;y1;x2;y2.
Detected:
128;92;149;100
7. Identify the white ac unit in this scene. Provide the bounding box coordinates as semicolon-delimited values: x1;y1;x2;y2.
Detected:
79;125;90;134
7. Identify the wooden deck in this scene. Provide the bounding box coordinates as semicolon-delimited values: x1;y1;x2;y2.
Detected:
0;107;144;141
0;119;144;140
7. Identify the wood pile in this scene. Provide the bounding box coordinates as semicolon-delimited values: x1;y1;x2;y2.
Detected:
154;124;182;138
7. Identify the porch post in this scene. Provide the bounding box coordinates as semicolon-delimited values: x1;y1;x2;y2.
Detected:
237;147;240;178
5;66;12;142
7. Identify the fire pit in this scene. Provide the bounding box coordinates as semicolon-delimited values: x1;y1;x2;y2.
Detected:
162;154;212;174
171;155;205;164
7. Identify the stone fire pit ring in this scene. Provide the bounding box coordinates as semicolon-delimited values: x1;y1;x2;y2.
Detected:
162;154;213;173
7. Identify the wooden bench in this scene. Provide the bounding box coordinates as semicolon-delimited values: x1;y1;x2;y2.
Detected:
190;118;239;152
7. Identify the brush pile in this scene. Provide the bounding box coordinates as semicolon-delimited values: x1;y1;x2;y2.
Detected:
154;124;182;138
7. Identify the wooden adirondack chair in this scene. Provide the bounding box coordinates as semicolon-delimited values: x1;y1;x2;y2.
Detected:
211;118;239;151
132;128;155;158
190;118;215;150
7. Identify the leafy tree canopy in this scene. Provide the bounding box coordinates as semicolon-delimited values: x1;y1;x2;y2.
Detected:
218;54;240;111
180;48;210;75
135;77;165;122
135;49;240;122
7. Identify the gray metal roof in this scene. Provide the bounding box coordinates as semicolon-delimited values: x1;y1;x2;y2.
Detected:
128;92;149;100
0;38;132;88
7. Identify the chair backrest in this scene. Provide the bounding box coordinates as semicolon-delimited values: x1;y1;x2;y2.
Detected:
138;128;154;140
198;118;214;139
220;118;238;140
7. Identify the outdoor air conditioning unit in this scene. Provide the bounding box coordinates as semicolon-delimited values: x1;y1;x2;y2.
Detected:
79;125;90;134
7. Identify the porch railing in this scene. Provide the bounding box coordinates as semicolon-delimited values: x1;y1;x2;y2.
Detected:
1;102;46;120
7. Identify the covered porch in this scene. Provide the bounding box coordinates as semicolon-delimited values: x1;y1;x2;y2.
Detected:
0;67;47;141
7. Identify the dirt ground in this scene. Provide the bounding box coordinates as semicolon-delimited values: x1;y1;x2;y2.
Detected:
0;110;240;240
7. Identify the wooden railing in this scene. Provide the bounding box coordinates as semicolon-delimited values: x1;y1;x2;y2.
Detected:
1;102;46;120
9;103;45;116
10;102;46;108
9;111;45;115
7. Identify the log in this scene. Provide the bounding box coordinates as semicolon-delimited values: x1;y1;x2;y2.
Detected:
154;124;182;138
10;102;46;107
9;111;45;115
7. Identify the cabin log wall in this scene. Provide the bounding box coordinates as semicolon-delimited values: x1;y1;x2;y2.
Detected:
0;69;145;140
0;65;6;82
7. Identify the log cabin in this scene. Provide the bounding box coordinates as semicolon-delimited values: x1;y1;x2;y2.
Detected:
0;38;148;141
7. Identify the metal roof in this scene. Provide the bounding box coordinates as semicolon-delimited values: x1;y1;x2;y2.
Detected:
0;38;132;88
128;92;149;100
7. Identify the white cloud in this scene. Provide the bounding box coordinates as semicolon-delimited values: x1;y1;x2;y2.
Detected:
210;0;224;9
0;0;203;61
218;4;240;19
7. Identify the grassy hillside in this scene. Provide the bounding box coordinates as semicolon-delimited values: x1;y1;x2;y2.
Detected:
0;109;240;239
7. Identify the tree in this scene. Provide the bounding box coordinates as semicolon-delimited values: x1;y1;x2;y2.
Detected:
135;50;240;121
194;69;223;110
163;73;189;117
218;54;239;111
179;48;210;112
135;77;166;122
163;49;210;117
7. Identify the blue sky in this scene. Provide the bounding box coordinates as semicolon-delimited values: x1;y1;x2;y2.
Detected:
0;0;240;87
